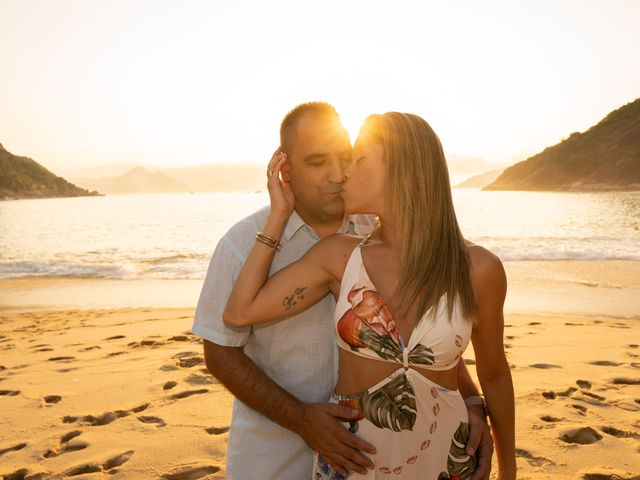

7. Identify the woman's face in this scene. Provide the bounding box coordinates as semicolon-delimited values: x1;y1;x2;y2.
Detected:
341;132;386;215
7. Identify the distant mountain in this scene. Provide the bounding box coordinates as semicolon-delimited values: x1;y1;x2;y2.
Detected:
0;143;100;200
73;167;192;194
455;168;505;188
485;98;640;191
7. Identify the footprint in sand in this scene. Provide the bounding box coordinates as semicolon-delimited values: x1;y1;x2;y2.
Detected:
137;415;166;427
103;450;135;470
63;450;134;477
63;403;149;426
131;403;150;413
560;426;602;444
35;347;54;352
106;351;127;357
629;344;639;349
63;411;130;426
105;335;126;340
515;448;554;467
611;377;640;385
582;391;606;401
600;426;640;439
528;322;541;326
170;389;209;400
127;339;161;348
576;379;592;389
160;363;179;371
160;465;221;480
185;373;217;386
0;442;27;457
540;415;563;422
163;381;178;390
529;363;561;369
463;359;476;365
542;386;576;400
590;360;624;366
80;345;101;351
172;352;204;368
571;404;588;415
48;356;75;362
177;357;204;368
0;365;6;371
168;335;190;342
42;430;88;458
56;367;78;373
205;426;230;435
0;389;20;396
558;387;577;397
43;394;62;404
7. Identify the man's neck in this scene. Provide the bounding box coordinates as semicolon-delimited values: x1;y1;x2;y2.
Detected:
295;208;344;239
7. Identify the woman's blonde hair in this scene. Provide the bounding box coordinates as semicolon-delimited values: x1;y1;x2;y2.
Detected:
360;112;477;323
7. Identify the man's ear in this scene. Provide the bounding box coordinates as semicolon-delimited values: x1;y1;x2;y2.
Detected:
281;160;291;182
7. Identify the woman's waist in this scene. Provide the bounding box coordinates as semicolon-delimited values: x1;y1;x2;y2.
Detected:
334;348;458;396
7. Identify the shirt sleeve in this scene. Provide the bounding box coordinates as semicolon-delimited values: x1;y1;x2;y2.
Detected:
191;236;251;347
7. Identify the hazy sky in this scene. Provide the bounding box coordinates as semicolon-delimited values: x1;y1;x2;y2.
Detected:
1;0;639;175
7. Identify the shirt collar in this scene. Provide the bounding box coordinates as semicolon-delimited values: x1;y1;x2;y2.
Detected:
284;211;377;242
283;210;307;241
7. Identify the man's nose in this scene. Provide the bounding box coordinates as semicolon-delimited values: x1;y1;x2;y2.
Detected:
327;157;346;184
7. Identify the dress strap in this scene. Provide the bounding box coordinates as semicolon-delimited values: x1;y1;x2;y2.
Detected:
358;230;374;248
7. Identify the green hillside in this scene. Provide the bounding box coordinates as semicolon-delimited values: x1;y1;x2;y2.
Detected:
0;143;100;200
485;98;640;191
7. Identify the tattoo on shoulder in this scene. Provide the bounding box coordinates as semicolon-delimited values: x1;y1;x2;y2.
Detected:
283;287;307;311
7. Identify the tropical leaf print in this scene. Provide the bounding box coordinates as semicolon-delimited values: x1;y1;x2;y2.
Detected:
360;372;417;432
358;324;402;361
357;324;436;366
408;343;435;366
438;422;477;479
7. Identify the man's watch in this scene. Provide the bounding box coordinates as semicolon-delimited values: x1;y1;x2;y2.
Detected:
464;395;489;417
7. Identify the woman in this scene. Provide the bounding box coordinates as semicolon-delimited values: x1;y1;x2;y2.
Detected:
224;112;516;479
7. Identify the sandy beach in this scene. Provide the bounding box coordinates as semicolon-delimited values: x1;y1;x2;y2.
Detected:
1;260;639;479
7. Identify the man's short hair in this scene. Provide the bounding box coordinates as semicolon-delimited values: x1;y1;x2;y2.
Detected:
279;102;341;155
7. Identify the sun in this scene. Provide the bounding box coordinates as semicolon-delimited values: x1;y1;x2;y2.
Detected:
338;110;368;146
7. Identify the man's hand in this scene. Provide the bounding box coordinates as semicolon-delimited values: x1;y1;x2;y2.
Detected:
467;405;494;480
293;403;376;477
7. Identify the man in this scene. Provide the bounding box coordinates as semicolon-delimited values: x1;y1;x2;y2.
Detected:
192;102;493;479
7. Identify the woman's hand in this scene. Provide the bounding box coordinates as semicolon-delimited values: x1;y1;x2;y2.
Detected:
267;148;295;218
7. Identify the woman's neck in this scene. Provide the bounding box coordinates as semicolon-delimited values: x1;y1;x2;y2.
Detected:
375;215;398;249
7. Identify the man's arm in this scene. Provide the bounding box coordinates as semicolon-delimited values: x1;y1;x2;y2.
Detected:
203;340;375;476
457;358;494;480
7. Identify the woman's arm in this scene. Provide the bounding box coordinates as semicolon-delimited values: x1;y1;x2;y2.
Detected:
223;150;336;328
469;247;516;480
223;212;335;327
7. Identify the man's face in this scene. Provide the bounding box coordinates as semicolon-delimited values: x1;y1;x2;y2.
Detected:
283;114;352;223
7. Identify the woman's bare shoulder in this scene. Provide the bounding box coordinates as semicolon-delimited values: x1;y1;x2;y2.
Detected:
465;241;507;298
313;233;364;258
308;233;364;277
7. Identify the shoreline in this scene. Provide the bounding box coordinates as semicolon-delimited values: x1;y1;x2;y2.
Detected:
1;259;639;317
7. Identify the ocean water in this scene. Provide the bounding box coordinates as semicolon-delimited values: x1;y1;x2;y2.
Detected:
1;190;639;280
